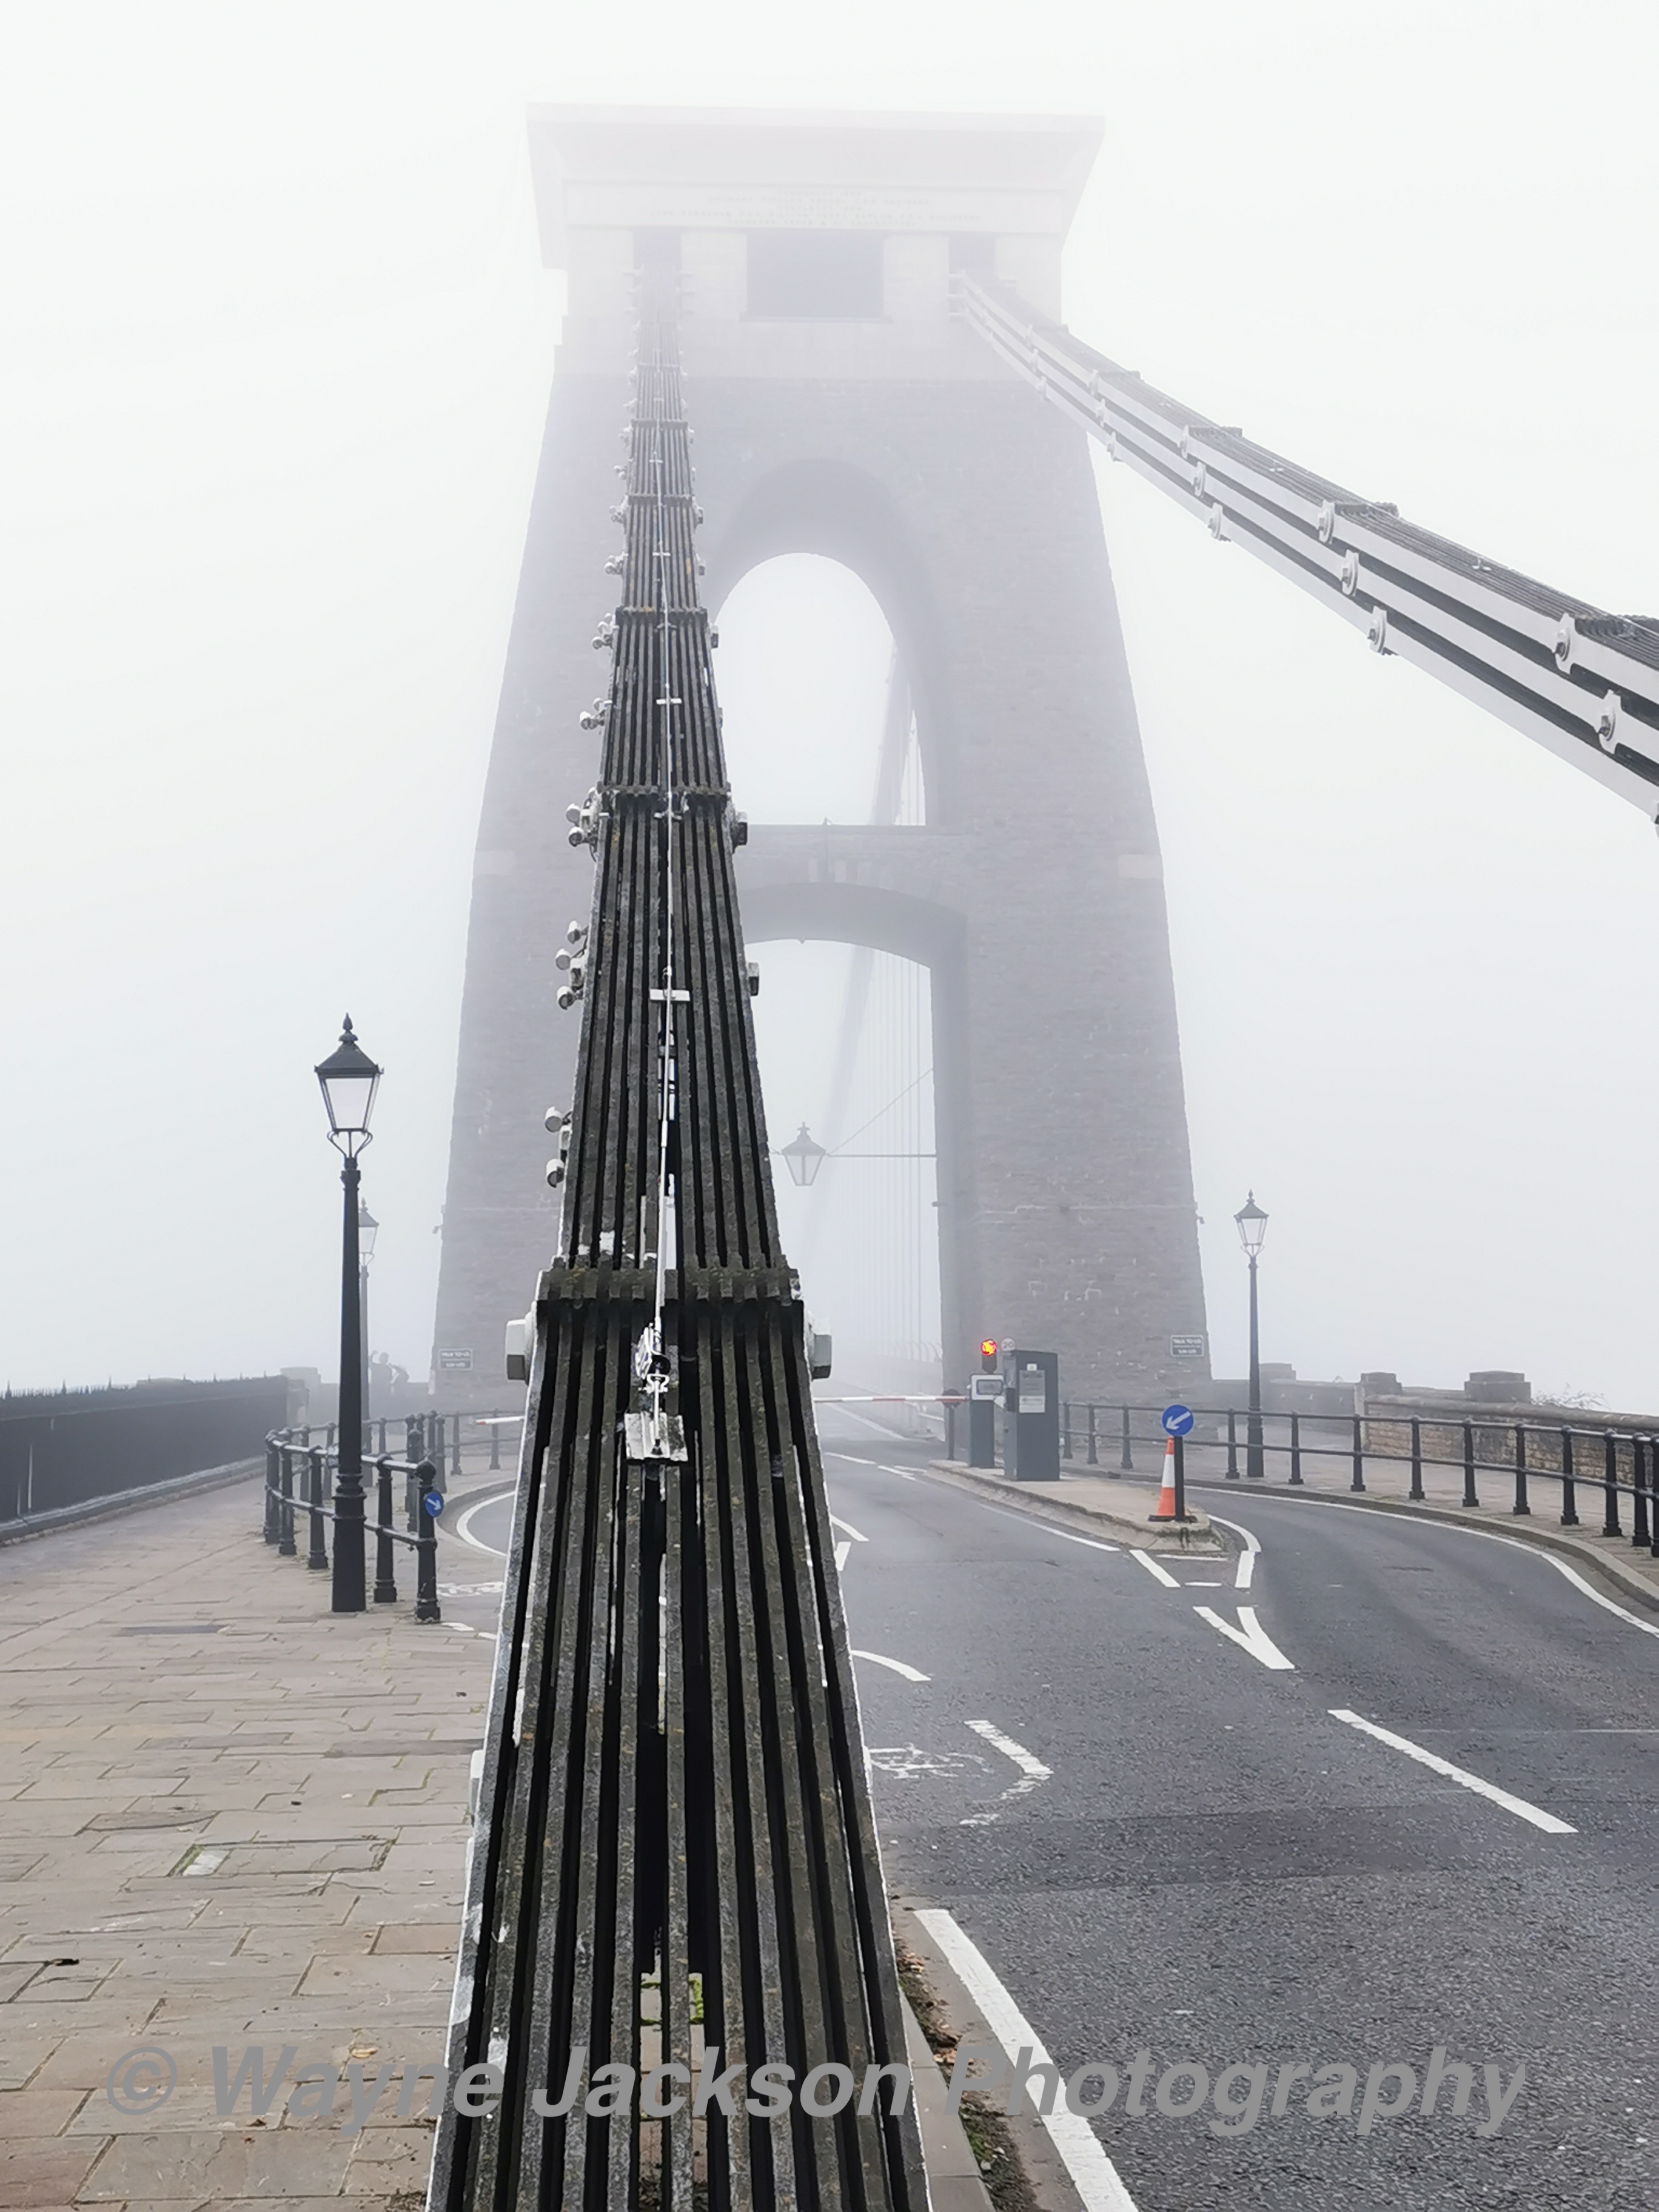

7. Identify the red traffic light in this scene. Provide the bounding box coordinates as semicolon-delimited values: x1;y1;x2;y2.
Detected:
979;1337;999;1368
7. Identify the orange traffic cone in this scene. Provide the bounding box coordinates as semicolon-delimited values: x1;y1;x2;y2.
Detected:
1150;1436;1179;1521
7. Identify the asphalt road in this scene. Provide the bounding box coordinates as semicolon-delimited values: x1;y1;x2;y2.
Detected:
447;1411;1658;2210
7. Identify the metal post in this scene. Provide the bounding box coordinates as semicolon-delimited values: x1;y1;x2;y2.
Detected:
406;1415;422;1529
1061;1403;1072;1461
1173;1433;1187;1523
1225;1408;1239;1479
263;1439;280;1543
377;1418;387;1455
1632;1436;1651;1552
1603;1430;1622;1537
278;1444;297;1557
1560;1426;1578;1526
1513;1424;1530;1517
489;1414;501;1473
1119;1405;1132;1473
1350;1413;1366;1493
1245;1252;1265;1479
1409;1416;1424;1501
330;1154;367;1613
306;1446;328;1570
1085;1403;1098;1467
449;1414;463;1483
414;1460;442;1623
1463;1421;1478;1509
945;1398;957;1461
1289;1409;1304;1486
373;1456;398;1604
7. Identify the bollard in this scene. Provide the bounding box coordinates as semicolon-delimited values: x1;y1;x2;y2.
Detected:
1351;1414;1366;1493
264;1439;280;1543
1119;1404;1132;1474
307;1446;328;1570
1603;1430;1621;1538
373;1456;398;1604
278;1444;297;1557
1409;1416;1424;1502
1285;1410;1301;1486
1462;1421;1478;1509
1632;1437;1652;1552
489;1414;501;1473
1225;1409;1239;1480
1513;1424;1530;1517
415;1460;443;1623
1560;1426;1578;1526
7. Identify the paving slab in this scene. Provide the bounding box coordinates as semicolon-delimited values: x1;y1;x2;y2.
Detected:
0;1478;490;2204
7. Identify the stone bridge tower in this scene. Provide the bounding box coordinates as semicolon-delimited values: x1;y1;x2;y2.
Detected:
432;107;1210;1402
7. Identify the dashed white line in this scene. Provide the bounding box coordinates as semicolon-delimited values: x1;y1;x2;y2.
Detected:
1193;1605;1296;1671
914;1909;1141;2212
966;1719;1051;1785
851;1650;931;1682
1129;1548;1180;1588
1329;1708;1576;1834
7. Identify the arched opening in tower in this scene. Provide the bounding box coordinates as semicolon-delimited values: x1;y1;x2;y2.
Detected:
718;553;939;1396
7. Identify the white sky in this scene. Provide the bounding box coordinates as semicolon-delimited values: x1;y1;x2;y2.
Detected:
3;3;1657;1406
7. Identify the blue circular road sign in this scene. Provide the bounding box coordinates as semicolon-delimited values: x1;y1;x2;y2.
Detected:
1162;1403;1195;1437
422;1490;444;1517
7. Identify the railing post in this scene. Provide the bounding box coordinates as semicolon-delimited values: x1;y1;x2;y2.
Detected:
377;1418;387;1456
945;1398;957;1461
307;1446;328;1570
1560;1427;1578;1526
406;1416;423;1530
263;1438;280;1543
1289;1410;1304;1486
1513;1424;1530;1517
1061;1403;1073;1461
1409;1417;1424;1501
1225;1409;1239;1479
449;1414;463;1483
1462;1421;1478;1509
1085;1403;1099;1468
1603;1430;1622;1537
278;1444;297;1557
1119;1406;1132;1473
373;1456;398;1604
1632;1436;1651;1552
1350;1413;1366;1493
489;1414;501;1473
414;1460;442;1623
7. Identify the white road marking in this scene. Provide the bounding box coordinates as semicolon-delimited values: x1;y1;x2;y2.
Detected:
868;1745;984;1780
1193;1605;1296;1671
1221;1489;1659;1642
1130;1548;1179;1588
876;1464;920;1482
1184;1579;1223;1587
834;1541;852;1572
1043;1527;1119;1553
967;1719;1051;1784
830;1515;868;1543
1207;1510;1262;1591
1330;1708;1576;1834
851;1650;931;1682
914;1908;1141;2212
452;1496;509;1558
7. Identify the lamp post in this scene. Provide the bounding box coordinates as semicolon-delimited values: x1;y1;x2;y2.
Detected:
1233;1192;1269;1480
315;1016;382;1612
780;1124;828;1188
358;1201;378;1442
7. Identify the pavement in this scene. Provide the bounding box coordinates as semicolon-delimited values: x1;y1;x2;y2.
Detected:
0;1450;505;2211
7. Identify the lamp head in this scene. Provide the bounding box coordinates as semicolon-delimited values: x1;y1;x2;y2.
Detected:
1233;1190;1268;1257
780;1123;828;1188
315;1016;381;1157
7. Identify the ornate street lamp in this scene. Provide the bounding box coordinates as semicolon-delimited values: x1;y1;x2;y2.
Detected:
314;1016;382;1610
1234;1192;1269;1480
780;1124;828;1188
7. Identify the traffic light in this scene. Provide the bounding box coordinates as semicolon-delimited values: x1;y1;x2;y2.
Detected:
979;1337;999;1372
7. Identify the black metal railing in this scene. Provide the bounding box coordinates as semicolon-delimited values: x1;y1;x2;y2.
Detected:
960;1399;1659;1560
263;1429;443;1621
1;1377;289;1523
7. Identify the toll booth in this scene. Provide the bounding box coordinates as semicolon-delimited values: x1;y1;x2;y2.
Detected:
967;1372;1002;1467
1003;1349;1060;1481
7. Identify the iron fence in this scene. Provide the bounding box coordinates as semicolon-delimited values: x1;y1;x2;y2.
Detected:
0;1378;288;1523
263;1428;443;1621
1024;1401;1659;1560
